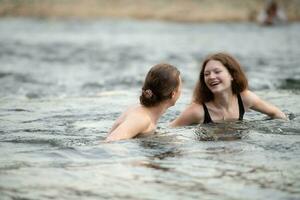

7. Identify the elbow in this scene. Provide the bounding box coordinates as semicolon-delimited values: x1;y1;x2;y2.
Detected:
104;135;114;142
105;134;121;142
105;131;132;142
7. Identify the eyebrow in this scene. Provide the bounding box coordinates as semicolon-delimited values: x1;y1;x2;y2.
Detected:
204;67;222;72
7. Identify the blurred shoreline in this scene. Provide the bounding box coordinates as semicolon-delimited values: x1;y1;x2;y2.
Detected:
1;0;300;22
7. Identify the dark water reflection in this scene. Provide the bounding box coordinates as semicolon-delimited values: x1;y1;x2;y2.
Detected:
0;18;300;200
194;121;249;141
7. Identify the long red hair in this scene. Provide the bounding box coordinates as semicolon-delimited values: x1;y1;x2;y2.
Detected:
193;52;248;103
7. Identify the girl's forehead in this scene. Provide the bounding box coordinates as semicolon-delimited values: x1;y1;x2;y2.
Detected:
204;60;225;71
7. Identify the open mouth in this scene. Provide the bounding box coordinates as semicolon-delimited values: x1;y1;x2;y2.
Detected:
209;81;220;87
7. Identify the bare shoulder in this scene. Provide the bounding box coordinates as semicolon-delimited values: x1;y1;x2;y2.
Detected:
105;105;152;142
113;105;136;123
241;89;256;97
112;105;151;131
126;105;152;123
240;90;258;108
241;89;268;108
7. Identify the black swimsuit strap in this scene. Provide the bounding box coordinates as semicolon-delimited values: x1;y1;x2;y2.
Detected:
237;93;245;120
202;103;213;124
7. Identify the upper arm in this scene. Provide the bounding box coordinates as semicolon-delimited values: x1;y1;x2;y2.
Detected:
170;103;204;127
108;114;124;134
242;90;287;119
105;113;150;142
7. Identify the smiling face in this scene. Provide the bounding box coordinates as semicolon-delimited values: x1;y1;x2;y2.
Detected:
204;60;233;94
193;53;248;104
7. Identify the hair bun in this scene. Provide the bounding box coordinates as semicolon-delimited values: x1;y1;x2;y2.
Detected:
143;89;153;99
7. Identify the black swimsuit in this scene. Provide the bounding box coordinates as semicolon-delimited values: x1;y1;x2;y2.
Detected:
202;94;245;124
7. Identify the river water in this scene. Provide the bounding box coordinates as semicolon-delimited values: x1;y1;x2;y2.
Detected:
0;18;299;200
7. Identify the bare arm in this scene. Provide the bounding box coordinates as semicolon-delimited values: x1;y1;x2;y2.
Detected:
170;103;204;127
108;114;124;134
242;90;287;119
105;113;151;142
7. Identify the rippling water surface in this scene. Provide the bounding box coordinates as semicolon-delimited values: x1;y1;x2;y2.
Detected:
0;18;299;200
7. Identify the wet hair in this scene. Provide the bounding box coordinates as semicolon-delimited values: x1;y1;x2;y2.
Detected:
140;63;180;107
193;52;248;103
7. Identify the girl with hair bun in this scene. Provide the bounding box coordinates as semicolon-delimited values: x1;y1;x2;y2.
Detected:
171;52;286;127
106;63;181;142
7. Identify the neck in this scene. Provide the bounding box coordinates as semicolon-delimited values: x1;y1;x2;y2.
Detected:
146;101;171;123
212;90;234;110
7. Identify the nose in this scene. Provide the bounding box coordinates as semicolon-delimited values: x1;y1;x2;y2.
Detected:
207;72;216;79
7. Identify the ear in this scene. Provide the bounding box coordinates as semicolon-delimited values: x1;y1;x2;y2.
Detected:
171;91;176;99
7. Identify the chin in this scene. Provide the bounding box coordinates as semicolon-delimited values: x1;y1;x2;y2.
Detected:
209;86;231;94
210;89;226;95
209;87;221;93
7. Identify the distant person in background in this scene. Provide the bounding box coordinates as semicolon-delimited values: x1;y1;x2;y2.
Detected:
257;0;287;25
170;52;287;127
106;63;182;142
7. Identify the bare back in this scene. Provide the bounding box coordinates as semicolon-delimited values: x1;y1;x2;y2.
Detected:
106;105;155;141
